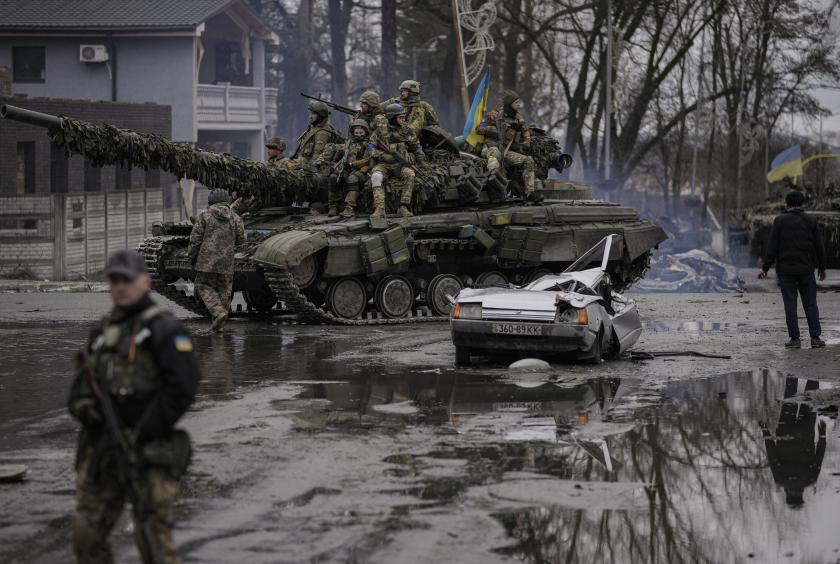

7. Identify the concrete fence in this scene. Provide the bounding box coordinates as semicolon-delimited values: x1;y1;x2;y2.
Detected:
0;187;208;280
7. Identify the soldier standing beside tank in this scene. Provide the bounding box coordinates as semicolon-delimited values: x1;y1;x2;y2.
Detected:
320;119;372;218
383;80;440;137
69;249;200;564
368;103;427;218
476;91;540;202
188;189;245;332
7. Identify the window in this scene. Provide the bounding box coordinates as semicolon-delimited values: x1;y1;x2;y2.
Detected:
12;46;45;82
16;141;35;194
116;163;132;190
215;42;249;86
145;168;161;188
84;159;101;192
50;142;68;193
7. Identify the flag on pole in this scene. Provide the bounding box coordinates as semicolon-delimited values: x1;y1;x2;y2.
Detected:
462;67;491;147
766;145;803;183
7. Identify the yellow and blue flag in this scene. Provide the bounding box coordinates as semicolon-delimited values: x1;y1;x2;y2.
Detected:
463;67;491;147
767;145;803;183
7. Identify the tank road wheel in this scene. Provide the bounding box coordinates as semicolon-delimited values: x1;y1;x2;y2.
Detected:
243;287;277;313
290;255;318;289
426;274;463;317
326;277;367;320
525;268;553;284
375;275;415;319
475;271;509;288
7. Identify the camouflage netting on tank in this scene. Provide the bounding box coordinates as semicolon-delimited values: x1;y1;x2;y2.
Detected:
49;117;302;200
528;128;571;180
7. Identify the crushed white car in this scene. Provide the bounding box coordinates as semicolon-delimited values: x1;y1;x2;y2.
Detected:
450;235;642;365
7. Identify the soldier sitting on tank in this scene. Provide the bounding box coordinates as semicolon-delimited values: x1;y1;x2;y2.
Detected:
476;91;540;202
381;80;440;138
188;189;245;332
354;91;383;131
368;103;427;218
320;119;373;218
290;101;344;213
266;137;289;167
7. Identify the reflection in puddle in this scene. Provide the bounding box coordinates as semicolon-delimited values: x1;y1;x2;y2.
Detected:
643;320;748;332
492;372;840;563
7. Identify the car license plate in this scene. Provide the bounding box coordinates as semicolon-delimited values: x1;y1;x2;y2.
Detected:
492;323;544;336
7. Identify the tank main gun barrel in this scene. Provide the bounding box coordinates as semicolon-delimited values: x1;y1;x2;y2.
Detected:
0;104;301;202
1;104;63;129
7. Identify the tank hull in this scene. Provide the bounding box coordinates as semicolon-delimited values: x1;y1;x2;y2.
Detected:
141;199;666;324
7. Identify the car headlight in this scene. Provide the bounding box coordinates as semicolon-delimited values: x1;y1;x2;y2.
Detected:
452;303;482;319
555;306;588;324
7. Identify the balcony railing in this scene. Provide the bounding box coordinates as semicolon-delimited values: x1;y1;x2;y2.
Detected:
196;84;278;127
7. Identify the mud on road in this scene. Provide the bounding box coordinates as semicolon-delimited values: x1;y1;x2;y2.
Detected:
1;291;840;563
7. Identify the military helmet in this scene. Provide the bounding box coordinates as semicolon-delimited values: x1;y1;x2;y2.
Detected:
385;103;406;120
265;137;286;152
208;189;230;205
350;118;370;132
399;80;420;95
503;90;521;107
308;100;330;118
359;91;380;107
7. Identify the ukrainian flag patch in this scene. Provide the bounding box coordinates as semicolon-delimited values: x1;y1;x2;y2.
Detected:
174;335;193;352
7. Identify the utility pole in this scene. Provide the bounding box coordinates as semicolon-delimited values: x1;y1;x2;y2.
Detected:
690;3;709;196
451;0;470;117
604;0;613;183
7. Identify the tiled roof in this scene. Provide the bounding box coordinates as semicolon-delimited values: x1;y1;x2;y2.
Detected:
0;0;234;30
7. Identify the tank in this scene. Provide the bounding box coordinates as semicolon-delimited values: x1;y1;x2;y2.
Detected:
1;103;667;325
742;190;840;268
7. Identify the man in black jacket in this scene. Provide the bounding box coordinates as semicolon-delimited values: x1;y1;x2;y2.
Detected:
69;250;201;563
759;190;827;348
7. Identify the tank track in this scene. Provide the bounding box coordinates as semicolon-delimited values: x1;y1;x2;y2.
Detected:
138;236;209;317
263;266;448;326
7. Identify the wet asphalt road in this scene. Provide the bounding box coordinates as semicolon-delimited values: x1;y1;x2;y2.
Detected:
1;291;840;563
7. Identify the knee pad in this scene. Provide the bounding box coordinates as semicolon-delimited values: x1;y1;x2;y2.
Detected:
371;171;384;187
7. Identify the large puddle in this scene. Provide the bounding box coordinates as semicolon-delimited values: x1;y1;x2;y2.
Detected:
277;370;840;563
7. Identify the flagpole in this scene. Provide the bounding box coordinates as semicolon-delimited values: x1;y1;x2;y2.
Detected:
451;0;470;117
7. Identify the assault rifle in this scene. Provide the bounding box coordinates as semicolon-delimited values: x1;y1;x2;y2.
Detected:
78;353;163;564
373;142;432;184
300;93;359;117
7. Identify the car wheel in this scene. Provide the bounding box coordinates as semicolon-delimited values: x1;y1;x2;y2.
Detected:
585;329;604;364
455;346;472;366
602;329;620;360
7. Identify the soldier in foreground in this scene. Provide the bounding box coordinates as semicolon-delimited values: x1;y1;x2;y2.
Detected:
476;91;539;202
325;119;373;217
383;80;439;136
368;103;427;218
69;249;200;564
188;189;245;331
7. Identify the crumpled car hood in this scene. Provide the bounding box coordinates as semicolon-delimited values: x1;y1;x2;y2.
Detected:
458;287;602;311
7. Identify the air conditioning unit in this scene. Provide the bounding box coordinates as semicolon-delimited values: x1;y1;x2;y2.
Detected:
80;45;109;63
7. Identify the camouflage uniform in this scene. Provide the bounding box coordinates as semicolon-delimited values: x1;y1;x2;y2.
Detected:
382;80;440;137
69;283;200;564
476;94;536;196
187;197;245;323
368;104;426;218
354;91;383;131
320;120;373;217
291;120;342;167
